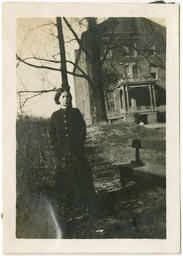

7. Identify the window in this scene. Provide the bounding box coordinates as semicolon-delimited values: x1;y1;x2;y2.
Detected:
125;63;139;79
132;64;139;79
124;65;131;78
106;91;116;112
150;66;158;79
123;46;130;56
149;45;156;55
131;43;137;57
105;49;113;58
145;45;156;56
121;43;137;57
119;89;123;109
102;43;113;58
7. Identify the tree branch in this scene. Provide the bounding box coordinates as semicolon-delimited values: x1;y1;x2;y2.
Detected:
73;47;81;74
17;72;26;91
22;92;43;108
17;88;57;94
40;78;58;89
16;54;87;78
64;38;77;44
136;49;165;69
67;60;94;87
101;22;117;66
16;54;61;71
21;56;60;64
17;88;58;108
28;22;56;33
63;17;91;61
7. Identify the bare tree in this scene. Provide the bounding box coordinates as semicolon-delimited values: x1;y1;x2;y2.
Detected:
63;17;107;122
17;17;114;123
56;17;69;90
16;18;91;113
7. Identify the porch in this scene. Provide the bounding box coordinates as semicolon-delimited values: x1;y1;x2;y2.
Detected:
105;80;160;124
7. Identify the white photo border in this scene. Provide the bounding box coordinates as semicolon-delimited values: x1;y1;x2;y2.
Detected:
2;2;180;254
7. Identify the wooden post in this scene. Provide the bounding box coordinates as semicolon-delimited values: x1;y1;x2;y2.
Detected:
135;146;140;164
125;85;129;111
131;139;144;166
122;86;126;112
152;83;157;109
149;84;153;109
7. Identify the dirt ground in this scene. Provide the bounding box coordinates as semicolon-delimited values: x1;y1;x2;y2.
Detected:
65;176;166;239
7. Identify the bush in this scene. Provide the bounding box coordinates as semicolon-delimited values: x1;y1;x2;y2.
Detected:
16;115;56;196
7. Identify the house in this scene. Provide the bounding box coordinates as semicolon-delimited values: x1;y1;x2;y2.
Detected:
73;18;166;125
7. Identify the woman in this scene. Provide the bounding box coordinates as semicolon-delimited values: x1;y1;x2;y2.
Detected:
49;88;96;225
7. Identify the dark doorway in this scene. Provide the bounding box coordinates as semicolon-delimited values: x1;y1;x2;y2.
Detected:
128;86;151;107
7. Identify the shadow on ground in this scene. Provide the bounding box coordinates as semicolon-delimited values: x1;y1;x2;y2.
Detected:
16;170;166;239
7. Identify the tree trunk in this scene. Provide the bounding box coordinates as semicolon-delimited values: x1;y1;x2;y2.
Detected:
56;17;69;90
92;82;107;123
86;18;108;123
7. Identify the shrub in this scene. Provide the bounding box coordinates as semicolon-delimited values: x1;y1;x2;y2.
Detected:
16;115;56;196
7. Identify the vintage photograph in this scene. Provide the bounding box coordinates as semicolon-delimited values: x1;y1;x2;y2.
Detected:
2;2;180;254
16;16;166;239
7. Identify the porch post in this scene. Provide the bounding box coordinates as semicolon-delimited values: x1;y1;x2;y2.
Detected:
122;86;126;112
149;84;153;109
152;83;157;109
125;84;129;111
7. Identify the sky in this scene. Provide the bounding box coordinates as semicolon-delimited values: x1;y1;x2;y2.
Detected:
16;17;82;117
16;17;165;118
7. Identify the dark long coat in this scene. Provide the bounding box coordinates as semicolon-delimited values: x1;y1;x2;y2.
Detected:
49;107;95;210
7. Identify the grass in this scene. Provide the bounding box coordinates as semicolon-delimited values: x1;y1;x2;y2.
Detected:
86;121;165;167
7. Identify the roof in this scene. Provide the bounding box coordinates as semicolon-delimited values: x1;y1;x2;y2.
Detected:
82;17;166;51
84;17;165;36
117;78;159;87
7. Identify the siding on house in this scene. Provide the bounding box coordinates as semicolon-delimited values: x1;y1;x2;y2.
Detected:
73;50;92;125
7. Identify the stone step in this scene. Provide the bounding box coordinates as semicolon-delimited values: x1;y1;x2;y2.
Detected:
92;164;113;172
94;168;120;179
90;162;114;170
94;177;122;193
92;166;107;173
88;159;108;166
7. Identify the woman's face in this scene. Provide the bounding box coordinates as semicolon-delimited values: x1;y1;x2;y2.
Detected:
60;91;71;109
